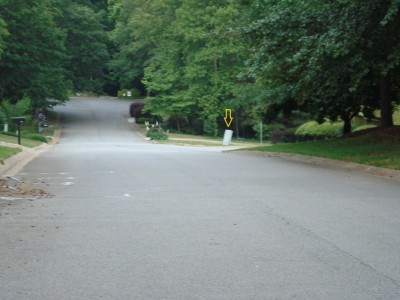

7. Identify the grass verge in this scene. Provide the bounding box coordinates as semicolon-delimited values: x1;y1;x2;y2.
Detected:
0;134;44;148
0;146;22;162
245;126;400;170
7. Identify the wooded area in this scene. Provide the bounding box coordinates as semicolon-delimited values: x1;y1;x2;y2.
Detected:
0;0;399;138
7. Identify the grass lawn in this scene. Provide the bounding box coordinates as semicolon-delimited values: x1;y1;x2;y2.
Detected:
0;146;22;162
246;126;400;170
0;134;43;148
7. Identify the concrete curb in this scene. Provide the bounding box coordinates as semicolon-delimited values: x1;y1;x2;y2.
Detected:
0;129;61;177
239;151;400;181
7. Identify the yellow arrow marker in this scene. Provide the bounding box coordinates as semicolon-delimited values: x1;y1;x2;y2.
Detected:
224;109;233;127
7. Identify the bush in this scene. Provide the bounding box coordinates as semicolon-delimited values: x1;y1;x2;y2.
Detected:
136;117;151;124
270;130;286;144
253;123;286;140
270;127;299;144
147;127;168;140
24;134;48;143
295;121;342;140
283;127;298;143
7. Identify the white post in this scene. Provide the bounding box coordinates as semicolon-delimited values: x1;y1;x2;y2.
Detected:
223;130;233;146
260;121;263;143
4;123;8;132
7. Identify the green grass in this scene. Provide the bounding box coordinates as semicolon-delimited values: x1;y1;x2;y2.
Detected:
246;129;400;170
0;146;22;162
0;134;43;148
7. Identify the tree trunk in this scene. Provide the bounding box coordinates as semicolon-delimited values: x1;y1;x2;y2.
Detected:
340;113;352;135
235;113;239;138
176;118;181;132
379;75;394;127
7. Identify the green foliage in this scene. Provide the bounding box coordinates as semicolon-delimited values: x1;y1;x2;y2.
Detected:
295;121;342;140
0;13;8;59
136;117;151;124
242;0;399;129
253;123;285;141
0;109;7;124
54;1;110;93
0;0;71;105
23;133;48;143
146;127;168;140
1;97;31;122
203;117;218;137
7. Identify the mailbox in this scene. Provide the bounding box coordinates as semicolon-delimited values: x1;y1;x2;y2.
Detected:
12;116;26;124
11;117;25;145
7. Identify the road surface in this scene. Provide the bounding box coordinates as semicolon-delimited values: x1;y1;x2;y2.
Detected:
1;98;400;299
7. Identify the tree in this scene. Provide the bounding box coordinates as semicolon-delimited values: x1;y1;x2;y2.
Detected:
0;5;8;60
0;0;70;108
108;0;179;93
141;0;248;134
55;0;110;93
242;0;400;133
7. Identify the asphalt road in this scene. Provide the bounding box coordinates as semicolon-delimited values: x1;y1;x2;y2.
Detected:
1;98;400;300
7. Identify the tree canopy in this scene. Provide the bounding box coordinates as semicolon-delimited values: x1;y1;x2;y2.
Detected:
0;0;111;112
0;0;399;136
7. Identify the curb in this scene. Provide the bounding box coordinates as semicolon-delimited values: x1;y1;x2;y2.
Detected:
239;151;400;181
0;129;61;177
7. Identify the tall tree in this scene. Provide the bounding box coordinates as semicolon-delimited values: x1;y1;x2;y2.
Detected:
108;0;178;93
0;5;8;59
143;0;247;134
0;0;70;108
242;0;400;132
55;0;110;93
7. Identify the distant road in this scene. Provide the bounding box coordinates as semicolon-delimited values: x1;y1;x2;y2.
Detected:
1;97;400;299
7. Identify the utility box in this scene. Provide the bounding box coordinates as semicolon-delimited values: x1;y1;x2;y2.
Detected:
222;130;233;146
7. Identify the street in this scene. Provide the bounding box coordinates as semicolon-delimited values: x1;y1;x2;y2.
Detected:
1;97;400;299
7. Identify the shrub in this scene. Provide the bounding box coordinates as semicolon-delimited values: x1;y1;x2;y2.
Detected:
295;121;342;140
24;134;48;143
270;130;286;144
283;127;298;143
253;123;286;140
1;97;31;123
270;127;299;144
147;127;168;140
136;117;151;124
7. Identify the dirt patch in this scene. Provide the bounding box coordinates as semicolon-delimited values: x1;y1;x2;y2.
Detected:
0;177;53;199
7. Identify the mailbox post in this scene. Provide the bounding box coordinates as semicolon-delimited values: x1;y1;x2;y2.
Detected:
11;117;25;145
